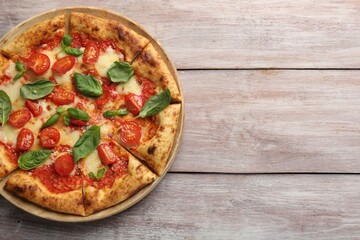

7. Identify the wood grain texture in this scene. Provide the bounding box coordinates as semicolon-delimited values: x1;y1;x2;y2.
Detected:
171;70;360;173
1;173;360;239
1;0;360;68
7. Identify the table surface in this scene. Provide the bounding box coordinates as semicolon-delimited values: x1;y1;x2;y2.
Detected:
1;1;360;239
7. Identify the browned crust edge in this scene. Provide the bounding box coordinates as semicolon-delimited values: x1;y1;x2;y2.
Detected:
5;171;86;216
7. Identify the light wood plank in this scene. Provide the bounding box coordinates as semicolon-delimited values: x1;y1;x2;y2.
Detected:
1;174;360;239
171;70;360;173
1;1;360;68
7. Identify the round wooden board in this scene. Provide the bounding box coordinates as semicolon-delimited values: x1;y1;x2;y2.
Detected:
0;7;184;222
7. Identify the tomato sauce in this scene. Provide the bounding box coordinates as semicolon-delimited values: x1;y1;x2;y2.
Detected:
32;164;82;194
71;31;124;55
85;144;129;189
0;141;18;165
38;31;63;51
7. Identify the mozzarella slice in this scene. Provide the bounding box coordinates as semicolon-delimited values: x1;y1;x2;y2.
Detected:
95;47;124;77
116;76;142;95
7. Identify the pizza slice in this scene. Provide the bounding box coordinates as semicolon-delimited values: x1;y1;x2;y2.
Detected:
114;104;181;175
1;14;65;59
69;12;149;66
79;140;157;215
5;145;85;216
0;54;19;179
132;43;182;102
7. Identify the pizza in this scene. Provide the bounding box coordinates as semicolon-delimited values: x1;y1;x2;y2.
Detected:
0;11;182;216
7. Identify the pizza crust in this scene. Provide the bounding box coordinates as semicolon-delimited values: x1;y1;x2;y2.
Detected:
70;12;149;62
135;104;181;175
0;145;17;179
5;171;86;216
132;43;182;102
83;155;157;215
1;15;65;59
0;54;10;78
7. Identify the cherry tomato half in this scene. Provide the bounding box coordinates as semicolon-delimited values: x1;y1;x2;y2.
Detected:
16;128;34;151
97;143;120;165
141;78;156;100
52;56;76;75
119;121;142;146
70;119;87;127
25;100;43;117
39;127;60;148
27;52;50;75
125;94;144;115
83;43;100;65
52;88;75;105
54;154;75;176
8;109;31;128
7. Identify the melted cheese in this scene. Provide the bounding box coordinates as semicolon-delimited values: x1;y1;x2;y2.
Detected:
116;76;142;95
0;125;19;144
0;77;24;110
95;47;123;77
59;128;81;146
40;48;60;79
83;150;102;174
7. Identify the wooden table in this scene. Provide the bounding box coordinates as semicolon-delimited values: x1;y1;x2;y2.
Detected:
1;1;360;239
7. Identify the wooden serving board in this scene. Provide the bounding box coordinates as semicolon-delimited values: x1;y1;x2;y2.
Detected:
0;7;184;222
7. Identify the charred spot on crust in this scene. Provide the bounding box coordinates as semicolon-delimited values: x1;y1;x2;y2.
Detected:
143;52;156;67
117;27;126;41
148;146;156;155
14;186;25;193
92;26;100;32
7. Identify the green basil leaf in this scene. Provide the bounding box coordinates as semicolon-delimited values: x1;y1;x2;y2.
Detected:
20;80;55;100
97;168;105;179
61;34;72;48
64;115;70;126
18;149;52;170
117;108;129;116
15;61;25;72
56;107;66;114
89;171;97;180
106;61;134;83
74;73;103;98
73;125;101;162
64;47;84;57
41;113;60;129
103;110;117;118
67;108;90;121
89;168;106;181
0;90;11;125
13;72;25;82
103;108;128;118
13;61;25;81
138;89;171;118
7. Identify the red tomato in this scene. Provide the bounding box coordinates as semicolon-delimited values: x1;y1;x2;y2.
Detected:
52;56;76;75
97;144;120;165
83;43;100;65
52;88;75;105
82;68;99;77
8;109;31;128
125;94;144;115
39;127;60;148
25;100;43;117
141;78;156;100
70;119;87;126
95;85;118;108
119;121;142;146
54;154;75;176
27;52;50;75
16;128;34;151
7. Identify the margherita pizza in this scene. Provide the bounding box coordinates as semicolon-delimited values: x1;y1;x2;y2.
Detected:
0;11;182;216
